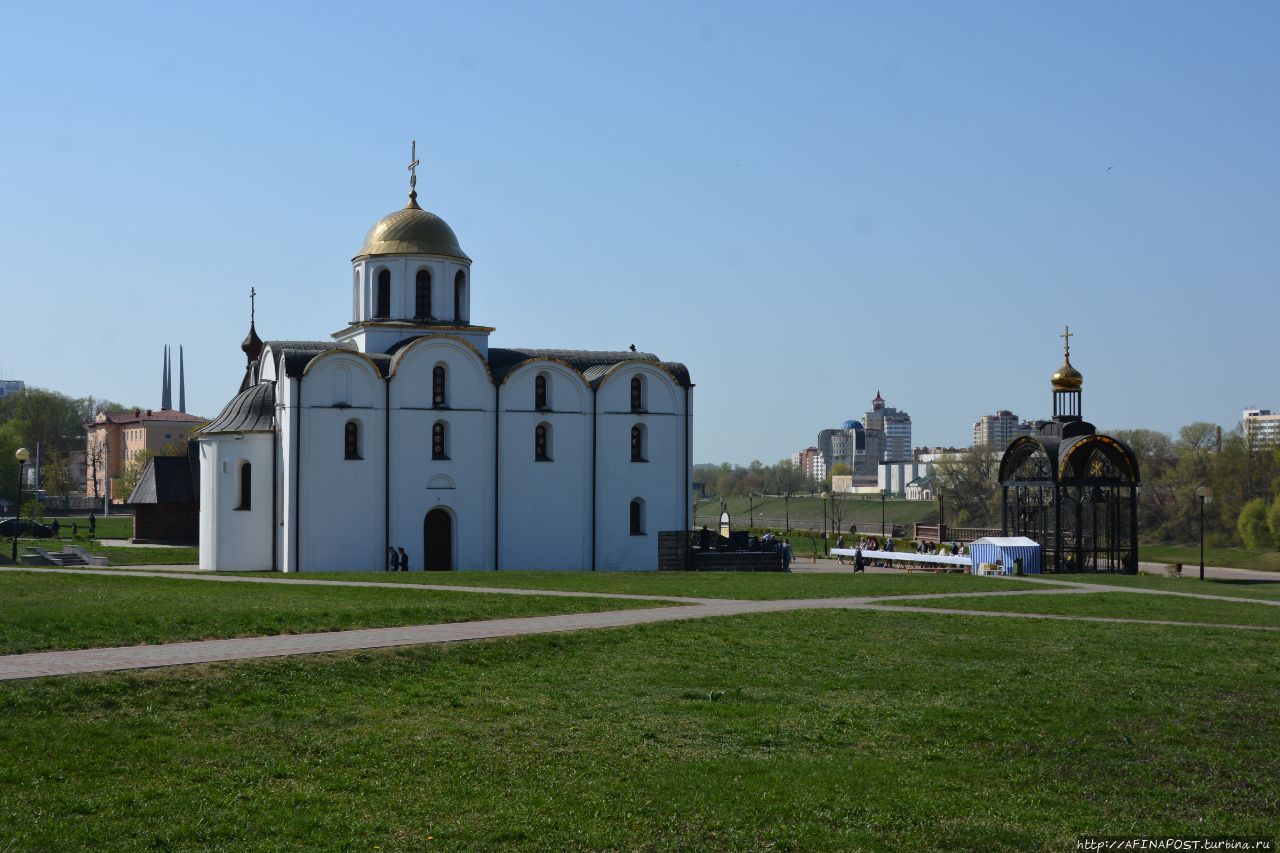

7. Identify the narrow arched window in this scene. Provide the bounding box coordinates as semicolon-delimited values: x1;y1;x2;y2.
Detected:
432;421;449;460
236;461;252;510
630;498;645;535
535;422;551;461
375;269;391;319
454;270;466;323
535;373;549;410
630;423;646;462
344;421;361;460
432;364;447;408
415;269;432;320
630;375;644;412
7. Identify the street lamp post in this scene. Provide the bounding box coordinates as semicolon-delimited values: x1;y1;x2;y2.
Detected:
938;485;945;533
879;488;887;546
748;493;756;531
1195;485;1213;581
821;491;829;556
784;492;791;534
11;447;30;563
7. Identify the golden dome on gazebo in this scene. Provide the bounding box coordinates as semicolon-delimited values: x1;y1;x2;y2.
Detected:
1051;325;1083;390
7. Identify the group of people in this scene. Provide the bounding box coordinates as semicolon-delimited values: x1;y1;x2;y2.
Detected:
386;546;411;572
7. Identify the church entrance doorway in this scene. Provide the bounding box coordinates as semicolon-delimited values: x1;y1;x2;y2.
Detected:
423;508;453;571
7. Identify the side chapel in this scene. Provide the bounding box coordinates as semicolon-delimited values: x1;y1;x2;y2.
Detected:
998;328;1140;572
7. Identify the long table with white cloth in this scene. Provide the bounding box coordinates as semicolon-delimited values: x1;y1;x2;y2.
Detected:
829;549;970;571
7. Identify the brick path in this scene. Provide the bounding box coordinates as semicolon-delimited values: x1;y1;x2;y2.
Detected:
1;567;1276;682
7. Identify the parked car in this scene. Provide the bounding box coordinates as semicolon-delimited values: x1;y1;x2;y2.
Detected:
0;518;54;538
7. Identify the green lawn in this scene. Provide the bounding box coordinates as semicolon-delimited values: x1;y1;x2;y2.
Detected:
0;571;673;655
696;495;939;531
1062;573;1280;602
1141;544;1280;572
11;538;199;566
888;590;1280;628
1;610;1275;848
228;569;1041;600
44;514;135;540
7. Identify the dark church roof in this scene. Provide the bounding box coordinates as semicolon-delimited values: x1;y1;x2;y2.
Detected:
200;382;276;435
127;455;197;505
256;340;691;388
266;341;353;378
490;348;693;388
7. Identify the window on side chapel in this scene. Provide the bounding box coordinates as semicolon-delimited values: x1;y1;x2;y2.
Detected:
344;421;361;460
629;499;644;535
630;424;646;462
432;365;447;408
535;374;549;410
630;376;644;412
535;423;551;461
432;421;449;460
415;269;432;320
236;462;252;510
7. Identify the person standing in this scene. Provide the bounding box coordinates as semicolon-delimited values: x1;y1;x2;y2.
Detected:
854;546;865;573
835;534;846;565
398;547;409;572
387;546;398;572
88;513;97;538
782;538;793;572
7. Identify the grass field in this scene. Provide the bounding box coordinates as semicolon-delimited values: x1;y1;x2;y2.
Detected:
44;515;135;540
1064;573;1280;601
889;590;1280;628
695;495;939;531
0;571;672;655
229;569;1041;600
1140;544;1280;572
1;608;1276;848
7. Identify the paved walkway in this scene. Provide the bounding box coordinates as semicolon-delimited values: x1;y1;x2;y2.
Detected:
2;567;1277;682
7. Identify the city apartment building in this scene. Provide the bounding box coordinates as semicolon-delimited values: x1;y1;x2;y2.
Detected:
85;408;206;501
972;410;1037;449
1244;408;1280;448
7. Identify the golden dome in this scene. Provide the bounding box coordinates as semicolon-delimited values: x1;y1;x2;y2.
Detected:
1052;356;1083;391
354;198;470;262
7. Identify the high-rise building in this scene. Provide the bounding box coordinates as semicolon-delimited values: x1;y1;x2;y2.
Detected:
793;446;826;481
0;379;24;400
971;410;1037;449
864;391;912;463
1243;408;1280;448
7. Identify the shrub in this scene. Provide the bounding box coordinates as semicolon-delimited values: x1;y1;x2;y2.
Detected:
1268;495;1280;548
1236;498;1274;550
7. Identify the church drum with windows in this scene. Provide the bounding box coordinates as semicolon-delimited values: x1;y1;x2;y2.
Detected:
197;167;692;572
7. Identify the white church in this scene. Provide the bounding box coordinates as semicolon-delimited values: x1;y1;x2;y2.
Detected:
197;157;693;572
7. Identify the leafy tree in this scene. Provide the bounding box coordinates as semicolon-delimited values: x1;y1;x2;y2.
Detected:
40;449;75;497
829;463;853;477
1237;498;1273;550
1268;494;1280;545
935;449;1001;527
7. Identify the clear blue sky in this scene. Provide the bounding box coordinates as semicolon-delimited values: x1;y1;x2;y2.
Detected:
2;1;1277;463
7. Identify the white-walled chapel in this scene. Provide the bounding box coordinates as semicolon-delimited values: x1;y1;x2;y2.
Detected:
197;160;693;572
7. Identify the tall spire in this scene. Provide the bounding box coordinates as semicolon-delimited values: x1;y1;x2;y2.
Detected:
406;140;421;209
162;345;172;410
179;346;187;414
241;287;263;365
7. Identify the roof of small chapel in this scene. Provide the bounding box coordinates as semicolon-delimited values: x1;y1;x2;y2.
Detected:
199;382;276;435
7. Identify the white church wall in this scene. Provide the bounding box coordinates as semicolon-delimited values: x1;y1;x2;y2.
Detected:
593;365;689;571
276;376;298;573
388;337;496;571
497;362;593;570
296;353;387;571
198;432;274;571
